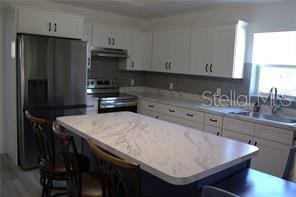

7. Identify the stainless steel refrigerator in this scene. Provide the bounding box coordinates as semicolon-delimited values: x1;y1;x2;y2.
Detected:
17;34;87;169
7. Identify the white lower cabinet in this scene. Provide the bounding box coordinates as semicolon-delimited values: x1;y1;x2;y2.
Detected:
139;109;160;119
223;117;294;177
254;137;290;177
204;125;222;136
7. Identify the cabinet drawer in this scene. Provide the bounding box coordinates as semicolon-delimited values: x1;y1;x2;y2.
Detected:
178;108;204;123
222;129;252;144
223;117;255;136
204;125;222;136
204;113;223;128
255;124;295;145
159;114;204;131
138;100;161;112
160;104;204;123
138;109;159;119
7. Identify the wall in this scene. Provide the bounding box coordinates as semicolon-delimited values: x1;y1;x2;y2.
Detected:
90;57;145;87
143;64;251;97
0;9;4;153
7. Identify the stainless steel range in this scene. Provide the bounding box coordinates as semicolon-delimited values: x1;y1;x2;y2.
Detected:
86;79;137;114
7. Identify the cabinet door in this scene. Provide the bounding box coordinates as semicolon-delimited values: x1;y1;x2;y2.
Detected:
111;27;131;50
189;28;211;75
129;31;143;70
254;138;290;177
18;10;52;36
170;30;190;74
152;31;172;72
92;25;111;48
210;25;236;77
83;23;92;69
204;125;222;136
138;109;159;119
141;32;153;71
222;130;257;167
52;15;84;39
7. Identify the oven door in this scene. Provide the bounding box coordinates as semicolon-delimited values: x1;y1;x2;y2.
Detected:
98;100;137;113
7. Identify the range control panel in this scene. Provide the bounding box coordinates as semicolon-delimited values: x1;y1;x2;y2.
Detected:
87;79;120;89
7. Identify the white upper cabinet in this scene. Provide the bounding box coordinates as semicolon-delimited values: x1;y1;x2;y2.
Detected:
128;31;143;70
189;28;212;75
141;32;153;71
111;27;131;50
152;31;172;72
189;21;248;78
171;30;190;74
92;25;112;48
92;25;131;50
83;23;92;68
152;30;190;73
119;30;153;71
17;8;84;39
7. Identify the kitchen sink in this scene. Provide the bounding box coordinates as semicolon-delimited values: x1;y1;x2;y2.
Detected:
229;111;296;124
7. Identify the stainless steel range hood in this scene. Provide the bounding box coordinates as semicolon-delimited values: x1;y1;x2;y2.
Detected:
91;47;129;58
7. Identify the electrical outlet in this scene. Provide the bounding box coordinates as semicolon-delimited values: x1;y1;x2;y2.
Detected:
216;88;222;96
130;78;135;86
169;82;174;90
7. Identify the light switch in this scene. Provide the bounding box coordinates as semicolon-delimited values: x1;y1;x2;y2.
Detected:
169;82;174;90
130;78;135;86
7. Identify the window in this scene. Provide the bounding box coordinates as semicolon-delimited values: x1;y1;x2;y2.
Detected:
252;31;296;97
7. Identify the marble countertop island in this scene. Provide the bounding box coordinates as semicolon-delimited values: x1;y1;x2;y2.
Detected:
57;112;258;185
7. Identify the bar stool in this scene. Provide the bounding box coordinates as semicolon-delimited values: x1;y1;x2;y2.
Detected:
87;138;142;197
25;111;89;197
52;122;102;197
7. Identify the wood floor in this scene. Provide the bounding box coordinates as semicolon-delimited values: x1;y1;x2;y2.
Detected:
0;154;42;197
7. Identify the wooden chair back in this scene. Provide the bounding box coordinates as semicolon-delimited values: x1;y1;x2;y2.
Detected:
87;138;141;197
52;121;81;193
283;146;296;182
25;110;54;166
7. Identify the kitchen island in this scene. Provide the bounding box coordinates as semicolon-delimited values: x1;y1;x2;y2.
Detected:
57;112;258;196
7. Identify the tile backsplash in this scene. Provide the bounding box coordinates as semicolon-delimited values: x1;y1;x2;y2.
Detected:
90;58;251;97
89;57;145;87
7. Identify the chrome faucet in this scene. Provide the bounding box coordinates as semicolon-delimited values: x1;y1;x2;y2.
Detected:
268;87;282;115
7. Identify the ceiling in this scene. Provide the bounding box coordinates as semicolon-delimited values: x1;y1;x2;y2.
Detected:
52;0;285;19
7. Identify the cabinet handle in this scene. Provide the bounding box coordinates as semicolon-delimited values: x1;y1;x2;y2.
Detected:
186;113;194;117
169;109;175;113
205;64;208;72
216;132;220;136
131;61;134;68
248;140;251;144
254;142;258;146
169;62;172;70
54;23;57;32
209;118;218;122
210;64;213;72
148;105;154;108
112;38;115;45
88;58;90;66
165;62;168;69
108;37;111;45
48;22;52;32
